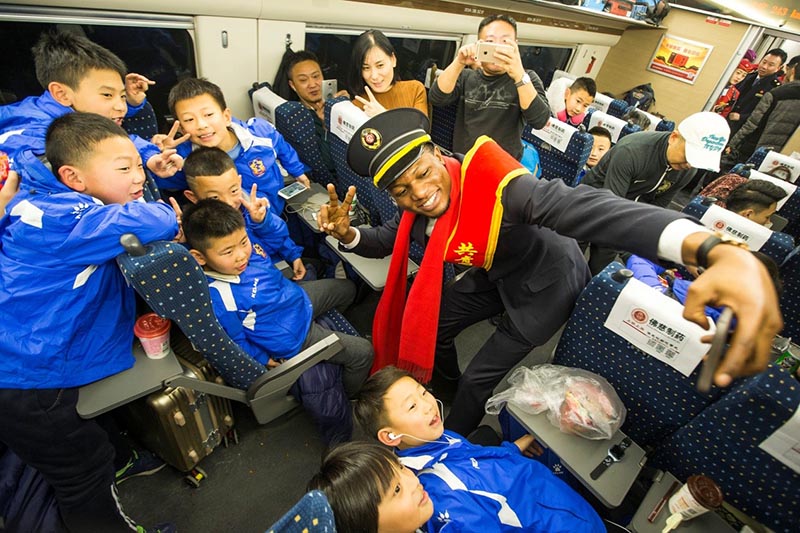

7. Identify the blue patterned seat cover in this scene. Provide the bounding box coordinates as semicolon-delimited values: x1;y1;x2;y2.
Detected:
552;263;728;447
522;123;593;186
266;490;336;533
652;364;799;532
274;101;334;187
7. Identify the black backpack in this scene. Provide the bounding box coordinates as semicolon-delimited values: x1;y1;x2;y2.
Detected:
623;83;656;111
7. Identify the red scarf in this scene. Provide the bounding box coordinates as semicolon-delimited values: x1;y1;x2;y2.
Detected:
371;138;526;382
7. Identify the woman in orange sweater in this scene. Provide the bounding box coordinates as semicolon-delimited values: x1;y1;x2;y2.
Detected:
348;29;428;118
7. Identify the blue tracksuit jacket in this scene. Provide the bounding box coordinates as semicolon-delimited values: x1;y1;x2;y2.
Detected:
245;207;302;265
170;118;308;212
0;91;158;182
397;431;605;533
205;250;312;364
0;150;178;388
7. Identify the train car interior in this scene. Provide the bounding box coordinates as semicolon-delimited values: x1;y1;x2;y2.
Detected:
1;0;799;532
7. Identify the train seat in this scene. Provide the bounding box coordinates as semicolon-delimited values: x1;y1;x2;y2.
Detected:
589;92;613;113
652;364;800;533
523;119;593;186
324;97;393;226
778;246;800;341
747;147;800;183
115;235;343;425
681;196;794;264
584;109;641;143
429;100;457;153
605;98;630;119
122;100;159;143
266;490;336;533
552;263;729;448
274;100;335;188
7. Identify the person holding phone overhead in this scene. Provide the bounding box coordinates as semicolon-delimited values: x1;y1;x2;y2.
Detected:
348;29;428;118
429;14;550;160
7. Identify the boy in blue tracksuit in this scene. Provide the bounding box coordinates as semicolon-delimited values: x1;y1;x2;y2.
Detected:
182;146;306;279
182;199;372;397
353;367;605;533
165;77;311;212
0;32;181;186
0;113;179;532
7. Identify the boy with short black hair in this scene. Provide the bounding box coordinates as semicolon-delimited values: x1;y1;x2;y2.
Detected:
308;441;434;533
182;199;372;396
167;77;311;212
0;112;179;533
353;366;605;532
183;146;306;279
0;32;180;183
547;76;597;126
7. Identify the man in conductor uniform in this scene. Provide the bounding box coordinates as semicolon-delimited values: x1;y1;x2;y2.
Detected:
318;108;781;437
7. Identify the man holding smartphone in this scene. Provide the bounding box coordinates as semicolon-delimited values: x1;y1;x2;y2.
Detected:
429;14;550;160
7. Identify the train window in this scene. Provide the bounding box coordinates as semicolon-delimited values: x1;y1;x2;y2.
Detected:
518;45;574;87
0;21;196;132
305;30;458;94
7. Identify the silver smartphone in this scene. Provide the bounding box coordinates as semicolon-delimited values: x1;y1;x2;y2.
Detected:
278;181;308;200
475;42;513;64
322;79;338;100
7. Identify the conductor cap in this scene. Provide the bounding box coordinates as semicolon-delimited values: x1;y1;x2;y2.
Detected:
347;108;431;190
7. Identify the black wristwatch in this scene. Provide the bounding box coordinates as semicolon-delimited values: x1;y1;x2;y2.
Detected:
695;233;749;269
590;437;632;480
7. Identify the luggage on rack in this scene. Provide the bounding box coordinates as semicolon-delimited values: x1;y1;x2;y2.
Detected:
118;333;236;472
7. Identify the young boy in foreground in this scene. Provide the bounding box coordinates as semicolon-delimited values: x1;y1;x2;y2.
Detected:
353;366;605;532
0;113;179;532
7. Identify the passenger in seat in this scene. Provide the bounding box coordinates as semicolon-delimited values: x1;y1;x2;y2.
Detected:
348;366;605;533
546;76;597;127
183;147;306;279
0;32;181;186
429;14;550;160
167;78;311;213
576;126;612;184
0;113;180;533
182;199;373;399
349;29;428;118
287;50;342;176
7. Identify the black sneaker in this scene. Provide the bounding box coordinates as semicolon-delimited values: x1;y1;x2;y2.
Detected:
116;449;166;485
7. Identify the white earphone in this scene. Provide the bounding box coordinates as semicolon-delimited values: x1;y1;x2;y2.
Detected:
388;432;401;440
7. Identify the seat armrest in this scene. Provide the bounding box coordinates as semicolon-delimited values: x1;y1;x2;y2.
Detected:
246;334;342;401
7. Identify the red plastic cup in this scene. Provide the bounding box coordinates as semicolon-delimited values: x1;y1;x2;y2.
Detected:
134;313;171;359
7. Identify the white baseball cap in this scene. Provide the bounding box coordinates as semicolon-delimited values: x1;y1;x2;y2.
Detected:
677;112;730;172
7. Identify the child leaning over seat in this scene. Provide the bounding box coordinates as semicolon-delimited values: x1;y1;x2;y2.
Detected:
182;146;306;280
163;78;311;212
0;113;179;532
182;201;373;440
347;366;605;533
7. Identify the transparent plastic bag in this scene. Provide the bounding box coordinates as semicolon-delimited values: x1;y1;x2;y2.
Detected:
486;364;626;440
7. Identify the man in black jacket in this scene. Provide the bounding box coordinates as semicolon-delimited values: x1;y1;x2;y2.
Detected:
728;48;786;135
582;111;730;274
317;108;780;436
727;55;800;162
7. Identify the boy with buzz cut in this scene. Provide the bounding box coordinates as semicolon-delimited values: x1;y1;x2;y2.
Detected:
354;366;605;533
546;76;597;127
182;199;372;398
167;77;311;213
0;113;179;533
183;146;306;280
0;31;181;184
